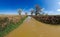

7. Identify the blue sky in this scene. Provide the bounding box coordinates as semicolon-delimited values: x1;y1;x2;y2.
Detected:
0;0;60;15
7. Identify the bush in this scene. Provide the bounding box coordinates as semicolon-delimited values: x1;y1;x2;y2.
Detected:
32;15;60;25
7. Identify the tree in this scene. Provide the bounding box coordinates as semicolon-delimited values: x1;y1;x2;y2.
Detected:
18;9;22;15
25;12;27;16
35;4;42;16
45;13;48;16
30;9;35;16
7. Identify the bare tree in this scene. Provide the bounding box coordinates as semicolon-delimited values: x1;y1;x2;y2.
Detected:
35;4;42;16
45;13;48;16
30;9;35;16
18;9;22;15
25;12;27;16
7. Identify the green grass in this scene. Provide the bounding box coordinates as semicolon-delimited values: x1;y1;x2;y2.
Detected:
0;16;28;37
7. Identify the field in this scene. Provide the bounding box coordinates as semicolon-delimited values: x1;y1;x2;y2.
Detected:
0;15;27;37
32;15;60;25
1;15;60;37
4;16;60;37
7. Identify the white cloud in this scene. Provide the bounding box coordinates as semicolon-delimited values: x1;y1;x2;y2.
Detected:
57;9;60;11
21;10;31;15
58;2;60;5
21;11;25;15
29;8;34;12
44;11;54;15
41;8;51;15
41;8;45;11
43;10;60;15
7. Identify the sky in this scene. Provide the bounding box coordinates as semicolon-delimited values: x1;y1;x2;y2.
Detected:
0;0;60;15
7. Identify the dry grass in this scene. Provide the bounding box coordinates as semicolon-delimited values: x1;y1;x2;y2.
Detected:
5;17;60;37
0;15;27;37
0;15;24;28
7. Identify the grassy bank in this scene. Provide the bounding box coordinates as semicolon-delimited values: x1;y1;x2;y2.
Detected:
0;16;28;37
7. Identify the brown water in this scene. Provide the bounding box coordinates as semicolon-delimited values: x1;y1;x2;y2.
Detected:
5;16;60;37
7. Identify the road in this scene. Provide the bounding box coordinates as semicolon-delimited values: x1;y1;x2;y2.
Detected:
5;16;60;37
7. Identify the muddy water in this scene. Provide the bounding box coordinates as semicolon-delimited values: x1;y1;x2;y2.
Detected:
5;16;60;37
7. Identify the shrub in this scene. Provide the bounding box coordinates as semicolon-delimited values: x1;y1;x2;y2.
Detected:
32;15;60;25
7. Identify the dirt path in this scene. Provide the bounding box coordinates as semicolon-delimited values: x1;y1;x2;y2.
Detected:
5;16;60;37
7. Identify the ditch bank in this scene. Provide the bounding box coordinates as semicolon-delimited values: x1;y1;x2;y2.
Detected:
0;16;28;37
